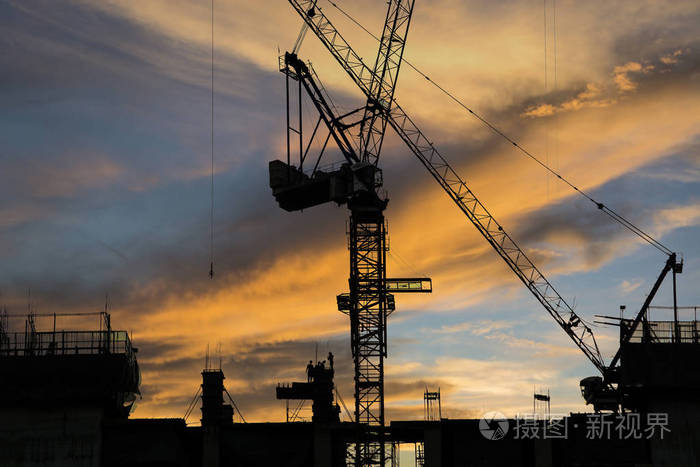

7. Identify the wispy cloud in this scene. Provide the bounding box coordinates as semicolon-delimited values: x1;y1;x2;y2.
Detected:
521;47;688;118
660;48;687;65
618;279;644;295
613;61;654;92
433;320;514;335
653;204;700;232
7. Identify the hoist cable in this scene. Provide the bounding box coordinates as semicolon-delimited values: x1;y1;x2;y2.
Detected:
543;0;549;198
209;0;215;279
183;386;202;421
224;387;247;423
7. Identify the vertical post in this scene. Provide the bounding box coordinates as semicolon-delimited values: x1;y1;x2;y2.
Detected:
106;312;112;354
673;267;679;343
285;69;291;183
643;307;650;343
298;76;303;171
425;389;428;421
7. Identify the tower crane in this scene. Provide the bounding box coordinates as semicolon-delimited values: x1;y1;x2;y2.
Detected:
282;0;684;416
269;2;429;466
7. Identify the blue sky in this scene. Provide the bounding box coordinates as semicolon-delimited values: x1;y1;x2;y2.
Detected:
1;0;699;422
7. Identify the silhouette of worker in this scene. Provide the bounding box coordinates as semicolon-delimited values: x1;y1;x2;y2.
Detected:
307;360;314;381
328;352;334;370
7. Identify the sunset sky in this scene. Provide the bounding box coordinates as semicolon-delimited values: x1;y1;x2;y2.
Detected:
1;0;699;425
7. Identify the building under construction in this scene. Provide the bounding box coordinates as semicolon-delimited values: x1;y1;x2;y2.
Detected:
1;309;699;466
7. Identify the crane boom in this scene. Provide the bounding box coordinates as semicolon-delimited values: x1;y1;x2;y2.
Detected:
386;100;606;374
288;0;607;374
359;0;414;166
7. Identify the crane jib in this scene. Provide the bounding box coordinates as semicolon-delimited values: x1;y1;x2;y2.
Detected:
358;0;414;166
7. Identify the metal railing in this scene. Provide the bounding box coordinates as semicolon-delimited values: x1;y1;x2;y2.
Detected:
0;330;133;357
622;320;700;344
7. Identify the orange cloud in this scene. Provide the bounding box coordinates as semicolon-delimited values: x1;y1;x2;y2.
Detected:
522;46;685;120
660;49;686;65
613;61;653;92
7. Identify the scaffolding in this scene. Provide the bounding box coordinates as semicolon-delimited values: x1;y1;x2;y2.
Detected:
424;388;441;421
414;443;424;467
390;442;400;467
533;388;551;420
415;387;441;466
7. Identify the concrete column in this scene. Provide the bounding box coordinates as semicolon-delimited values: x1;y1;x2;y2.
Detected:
424;425;442;467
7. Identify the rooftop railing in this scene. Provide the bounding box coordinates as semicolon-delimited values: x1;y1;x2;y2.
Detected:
622;320;700;344
0;329;134;357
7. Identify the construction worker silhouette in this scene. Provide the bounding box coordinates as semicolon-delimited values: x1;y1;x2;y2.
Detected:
306;360;314;381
